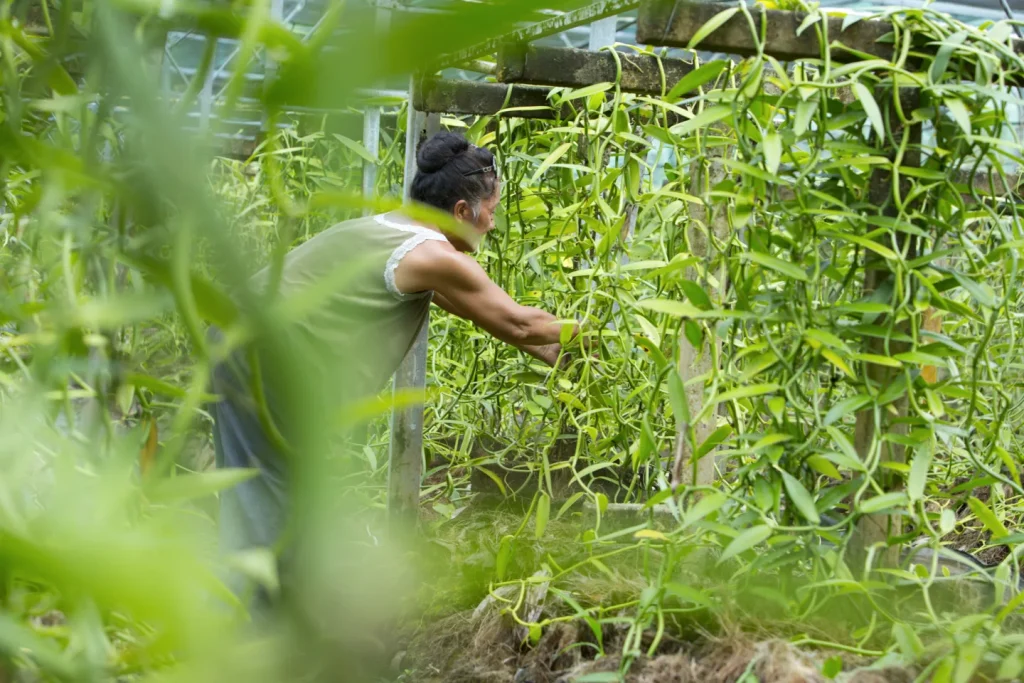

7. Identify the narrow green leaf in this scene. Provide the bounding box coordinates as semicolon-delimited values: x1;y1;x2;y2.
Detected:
669;105;733;137
824;394;871;426
807;455;842;480
719;524;772;563
668;370;691;427
666;60;729;100
763;131;782;175
638;299;755;320
535;492;551;539
821;231;898;260
782;471;821;524
688;7;740;49
940;508;956;534
952;271;997;308
859;492;909;514
714;383;780;404
967;497;1009;539
908;449;932;501
147;469;260;505
495;535;514;581
944;98;972;136
333;134;378;164
531;141;573;183
853;82;884;139
743;252;808;282
664;582;712;607
682;492;728;528
794;99;817;137
696;425;733;459
561;82;613;101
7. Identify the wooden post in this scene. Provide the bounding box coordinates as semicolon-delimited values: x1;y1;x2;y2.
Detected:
850;88;922;569
672;123;730;488
387;99;438;524
362;7;389;217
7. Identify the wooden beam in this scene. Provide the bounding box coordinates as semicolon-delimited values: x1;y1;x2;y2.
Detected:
498;44;696;96
638;0;895;62
638;1;1024;66
413;77;563;119
436;0;641;68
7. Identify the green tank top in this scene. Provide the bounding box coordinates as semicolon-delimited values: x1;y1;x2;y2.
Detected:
248;212;448;408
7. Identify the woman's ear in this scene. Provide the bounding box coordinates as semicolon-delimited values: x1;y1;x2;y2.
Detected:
453;199;473;222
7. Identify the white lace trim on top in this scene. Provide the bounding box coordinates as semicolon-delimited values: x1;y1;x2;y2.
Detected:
376;215;449;301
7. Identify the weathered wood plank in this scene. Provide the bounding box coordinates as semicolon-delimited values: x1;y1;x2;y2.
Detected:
498;44;695;96
638;1;894;62
639;1;1024;66
413;77;562;119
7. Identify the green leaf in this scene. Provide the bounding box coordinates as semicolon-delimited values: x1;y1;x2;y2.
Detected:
719;525;772;563
859;492;909;514
763;131;782;175
535;492;551;539
794;99;817;137
668;370;691;427
561;82;613;101
853;82;884;139
945;98;972;136
666;60;729;100
696;425;733;459
682;492;728;528
688;7;740;49
531;141;573;183
824;394;871;426
853;353;902;368
333;134;378;164
807;455;842;480
638;299;755;320
929;31;967;82
940;508;956;534
743;252;808;282
714;383;780;404
495;536;514;581
821;231;898;260
781;471;820;524
822;655;843;679
670;105;733;137
967;496;1009;539
952;271;997;308
954;642;983;683
147;469;260;505
908;449;932;501
575;674;622;683
665;582;712;607
680;280;712;310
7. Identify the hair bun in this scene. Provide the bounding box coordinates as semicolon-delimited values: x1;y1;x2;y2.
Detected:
417;131;470;174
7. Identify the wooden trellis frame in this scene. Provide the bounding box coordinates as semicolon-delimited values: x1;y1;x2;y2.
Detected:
382;0;1024;546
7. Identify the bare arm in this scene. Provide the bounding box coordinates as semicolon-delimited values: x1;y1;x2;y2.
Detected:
398;241;575;358
433;291;562;367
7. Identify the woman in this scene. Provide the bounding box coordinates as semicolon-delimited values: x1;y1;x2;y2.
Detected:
209;132;581;606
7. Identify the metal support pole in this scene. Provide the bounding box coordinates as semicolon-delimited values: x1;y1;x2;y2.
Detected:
588;16;618;50
362;108;382;214
361;7;390;216
261;0;285;134
198;50;216;132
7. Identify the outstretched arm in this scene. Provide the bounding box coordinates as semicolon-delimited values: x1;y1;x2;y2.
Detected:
433;292;563;367
397;241;574;366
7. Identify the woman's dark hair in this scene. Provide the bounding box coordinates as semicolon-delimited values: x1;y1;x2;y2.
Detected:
410;132;498;214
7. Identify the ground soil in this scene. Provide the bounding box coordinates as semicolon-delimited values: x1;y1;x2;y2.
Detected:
396;603;916;683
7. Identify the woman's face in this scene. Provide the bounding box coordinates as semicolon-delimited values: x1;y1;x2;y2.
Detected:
452;182;501;253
